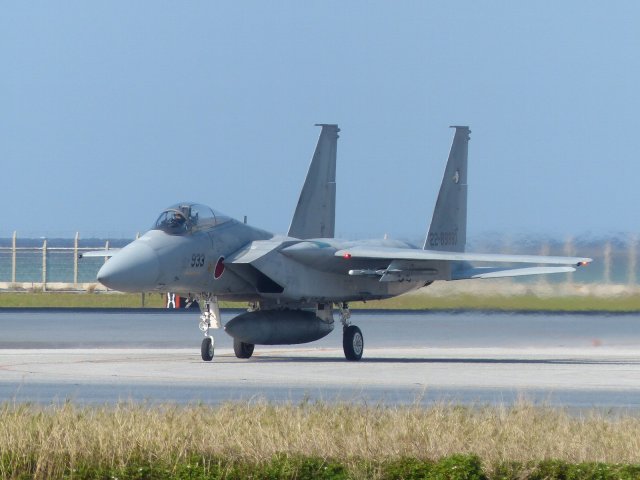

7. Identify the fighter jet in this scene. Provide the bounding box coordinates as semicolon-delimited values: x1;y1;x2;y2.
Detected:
89;125;591;361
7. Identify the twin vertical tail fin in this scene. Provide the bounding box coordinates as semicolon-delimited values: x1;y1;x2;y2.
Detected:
288;124;339;239
424;126;470;252
288;123;467;246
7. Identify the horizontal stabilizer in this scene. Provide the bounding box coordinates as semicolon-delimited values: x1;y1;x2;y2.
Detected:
453;266;576;280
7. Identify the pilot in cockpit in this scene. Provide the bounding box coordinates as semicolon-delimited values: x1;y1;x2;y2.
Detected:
180;206;193;222
170;211;187;228
154;203;221;234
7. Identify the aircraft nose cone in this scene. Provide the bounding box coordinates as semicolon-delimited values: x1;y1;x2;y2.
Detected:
97;242;160;292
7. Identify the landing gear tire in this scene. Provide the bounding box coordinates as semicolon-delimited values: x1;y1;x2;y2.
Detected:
201;336;214;361
343;325;364;361
234;339;255;359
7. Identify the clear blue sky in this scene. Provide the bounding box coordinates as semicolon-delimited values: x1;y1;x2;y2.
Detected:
2;2;638;240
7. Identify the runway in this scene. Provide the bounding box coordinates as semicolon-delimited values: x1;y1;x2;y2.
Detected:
0;309;639;407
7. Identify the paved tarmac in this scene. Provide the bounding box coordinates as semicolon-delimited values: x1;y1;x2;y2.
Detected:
0;309;639;408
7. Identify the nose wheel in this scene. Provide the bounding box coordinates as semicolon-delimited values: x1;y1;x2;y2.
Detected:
201;336;214;361
198;294;221;362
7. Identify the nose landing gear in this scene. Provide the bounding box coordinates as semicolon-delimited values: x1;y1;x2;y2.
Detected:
198;294;221;361
201;336;214;361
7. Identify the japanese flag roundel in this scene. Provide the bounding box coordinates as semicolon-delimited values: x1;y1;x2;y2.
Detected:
214;256;225;279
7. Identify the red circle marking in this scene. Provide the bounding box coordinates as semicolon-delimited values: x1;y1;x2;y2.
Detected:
214;256;225;279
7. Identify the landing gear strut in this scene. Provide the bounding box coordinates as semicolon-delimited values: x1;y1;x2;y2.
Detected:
339;302;363;361
198;294;221;361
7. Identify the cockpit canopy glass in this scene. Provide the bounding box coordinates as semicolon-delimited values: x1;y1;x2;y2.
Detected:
153;203;228;234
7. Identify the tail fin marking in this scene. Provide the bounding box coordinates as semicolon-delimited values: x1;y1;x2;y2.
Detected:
424;126;470;252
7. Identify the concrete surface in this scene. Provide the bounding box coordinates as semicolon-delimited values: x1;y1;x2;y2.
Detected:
0;310;639;407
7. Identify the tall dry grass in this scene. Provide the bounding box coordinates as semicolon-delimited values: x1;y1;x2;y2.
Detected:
0;400;639;478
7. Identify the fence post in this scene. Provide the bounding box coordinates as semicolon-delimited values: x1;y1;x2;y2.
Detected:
603;241;612;284
137;233;143;306
629;234;637;286
42;238;47;292
74;232;79;286
563;236;574;285
538;242;550;286
11;231;16;284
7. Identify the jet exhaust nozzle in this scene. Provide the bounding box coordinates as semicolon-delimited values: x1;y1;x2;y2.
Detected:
225;310;334;345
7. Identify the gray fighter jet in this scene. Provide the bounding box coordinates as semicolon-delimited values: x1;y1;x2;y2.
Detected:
90;125;591;361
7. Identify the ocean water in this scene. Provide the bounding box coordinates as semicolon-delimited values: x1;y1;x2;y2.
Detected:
0;238;130;284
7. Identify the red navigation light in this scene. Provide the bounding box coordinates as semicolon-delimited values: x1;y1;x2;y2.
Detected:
342;253;352;259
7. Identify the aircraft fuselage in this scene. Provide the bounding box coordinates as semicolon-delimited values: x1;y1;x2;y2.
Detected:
98;219;427;303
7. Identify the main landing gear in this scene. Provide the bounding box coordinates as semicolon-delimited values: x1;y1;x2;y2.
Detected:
233;338;255;359
197;297;362;362
232;302;257;359
198;294;221;361
339;302;363;361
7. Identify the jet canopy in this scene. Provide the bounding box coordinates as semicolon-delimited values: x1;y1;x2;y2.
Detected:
153;203;229;234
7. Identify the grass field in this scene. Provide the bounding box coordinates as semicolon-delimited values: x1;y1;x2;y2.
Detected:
0;292;168;308
1;290;640;311
1;401;639;479
353;293;640;312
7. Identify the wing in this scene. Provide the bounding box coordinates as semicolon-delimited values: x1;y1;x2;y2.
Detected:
223;239;591;287
334;246;591;282
335;246;590;266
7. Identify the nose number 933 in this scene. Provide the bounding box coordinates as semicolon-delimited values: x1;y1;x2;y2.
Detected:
190;253;205;268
